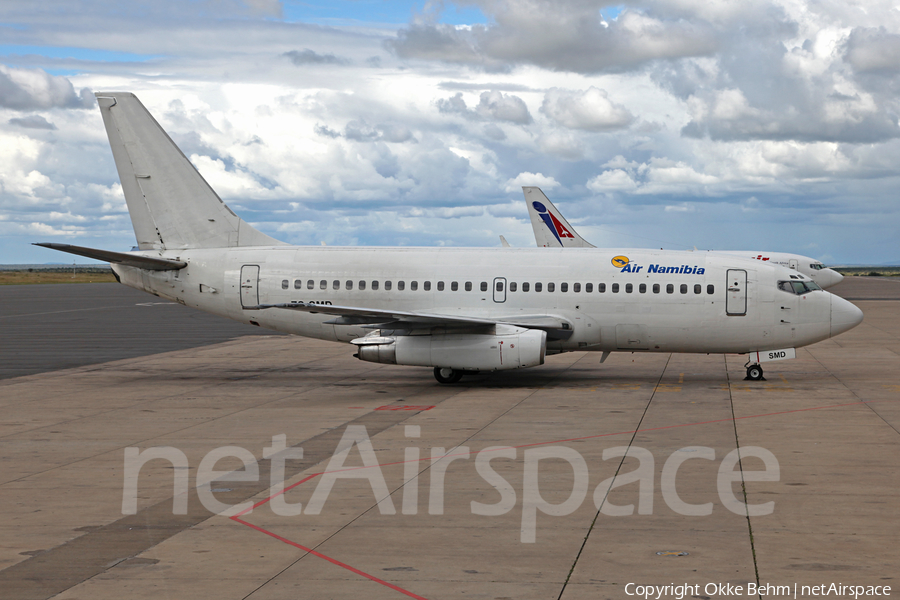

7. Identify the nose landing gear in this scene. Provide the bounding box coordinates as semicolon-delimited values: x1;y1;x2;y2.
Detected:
434;367;463;384
744;362;765;381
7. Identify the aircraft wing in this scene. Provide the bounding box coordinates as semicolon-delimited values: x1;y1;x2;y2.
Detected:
252;301;573;339
523;187;596;248
33;243;187;271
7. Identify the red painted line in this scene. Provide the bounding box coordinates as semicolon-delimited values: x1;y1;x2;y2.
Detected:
230;516;429;600
232;473;321;518
230;395;896;597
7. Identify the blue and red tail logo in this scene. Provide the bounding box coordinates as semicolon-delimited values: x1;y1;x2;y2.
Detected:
532;201;574;244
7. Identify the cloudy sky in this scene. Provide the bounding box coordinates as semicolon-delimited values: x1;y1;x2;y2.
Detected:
2;0;899;264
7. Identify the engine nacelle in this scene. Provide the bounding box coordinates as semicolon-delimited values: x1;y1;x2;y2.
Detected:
352;326;546;371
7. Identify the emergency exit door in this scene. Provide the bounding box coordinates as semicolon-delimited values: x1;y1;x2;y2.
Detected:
726;269;747;316
493;277;507;303
240;265;260;308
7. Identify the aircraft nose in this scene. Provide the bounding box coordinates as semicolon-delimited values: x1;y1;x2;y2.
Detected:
828;269;844;287
831;294;863;337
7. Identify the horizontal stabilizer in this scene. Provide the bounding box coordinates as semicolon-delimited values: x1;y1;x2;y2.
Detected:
33;243;186;271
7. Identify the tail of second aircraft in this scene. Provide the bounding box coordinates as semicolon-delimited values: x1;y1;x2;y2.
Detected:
523;187;595;248
95;92;285;251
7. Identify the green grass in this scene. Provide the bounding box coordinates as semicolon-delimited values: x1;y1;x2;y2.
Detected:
0;270;118;285
833;267;900;277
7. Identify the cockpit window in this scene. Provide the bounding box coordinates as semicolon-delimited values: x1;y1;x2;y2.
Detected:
779;280;822;294
810;263;824;270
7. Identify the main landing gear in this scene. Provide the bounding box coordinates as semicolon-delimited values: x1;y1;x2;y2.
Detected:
744;362;765;381
434;367;463;384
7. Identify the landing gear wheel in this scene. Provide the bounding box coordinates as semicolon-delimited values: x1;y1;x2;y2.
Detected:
745;364;765;381
434;367;463;384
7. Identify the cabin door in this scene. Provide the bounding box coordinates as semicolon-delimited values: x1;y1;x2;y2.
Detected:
726;269;747;316
240;265;260;308
493;277;507;303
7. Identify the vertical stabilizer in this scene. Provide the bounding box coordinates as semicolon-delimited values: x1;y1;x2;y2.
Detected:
95;92;286;250
523;187;595;248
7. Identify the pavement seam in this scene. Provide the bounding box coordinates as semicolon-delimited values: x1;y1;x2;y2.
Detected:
556;353;672;600
805;348;900;437
725;355;762;598
230;380;478;600
0;346;368;487
237;361;581;600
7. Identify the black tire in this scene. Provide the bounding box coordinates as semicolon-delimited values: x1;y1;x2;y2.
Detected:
434;367;463;384
746;365;764;381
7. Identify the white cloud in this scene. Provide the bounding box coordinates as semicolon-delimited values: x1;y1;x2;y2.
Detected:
0;0;899;264
541;87;634;131
587;169;638;192
437;90;532;124
504;172;560;193
0;65;92;110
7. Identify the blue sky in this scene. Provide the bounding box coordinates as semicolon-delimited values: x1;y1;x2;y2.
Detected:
1;0;899;265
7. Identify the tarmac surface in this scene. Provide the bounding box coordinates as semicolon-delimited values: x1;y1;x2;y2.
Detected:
0;283;280;379
0;277;897;599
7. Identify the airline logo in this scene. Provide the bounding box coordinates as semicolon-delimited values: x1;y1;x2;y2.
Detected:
611;255;630;268
532;201;575;245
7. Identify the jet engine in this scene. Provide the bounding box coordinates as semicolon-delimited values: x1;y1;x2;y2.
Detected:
351;325;546;371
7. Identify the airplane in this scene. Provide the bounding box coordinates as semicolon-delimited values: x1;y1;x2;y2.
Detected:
524;187;845;288
35;92;863;385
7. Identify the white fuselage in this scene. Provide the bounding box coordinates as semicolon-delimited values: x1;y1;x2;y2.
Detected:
112;246;851;357
699;251;843;288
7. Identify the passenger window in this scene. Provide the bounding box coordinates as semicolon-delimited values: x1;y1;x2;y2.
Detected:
625;283;633;293
694;284;701;294
573;283;581;293
560;283;568;292
320;280;327;290
598;283;606;293
548;282;555;292
585;283;593;293
294;279;303;289
510;282;517;292
535;282;542;292
496;281;504;292
680;284;688;294
423;281;431;291
359;280;366;290
707;284;714;294
653;283;660;294
282;279;289;289
612;283;619;293
465;282;472;291
451;281;458;291
333;280;340;290
372;280;379;290
398;281;405;291
411;281;417;291
438;281;444;291
345;280;353;290
480;281;488;292
385;281;392;291
522;282;530;292
307;279;314;290
639;283;646;293
666;284;674;294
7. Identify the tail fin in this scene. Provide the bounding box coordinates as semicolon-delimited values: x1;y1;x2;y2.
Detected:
522;187;595;248
95;92;286;250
